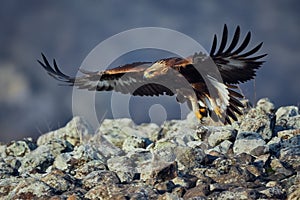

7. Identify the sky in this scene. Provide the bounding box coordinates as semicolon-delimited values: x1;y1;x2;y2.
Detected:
0;0;300;142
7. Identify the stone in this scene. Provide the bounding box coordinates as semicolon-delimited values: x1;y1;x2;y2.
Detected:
7;178;54;199
140;161;178;182
41;169;77;193
37;116;93;147
107;156;139;183
81;170;120;190
183;184;210;198
5;138;36;157
233;132;266;155
276;106;299;120
239;108;275;141
18;145;55;174
256;98;275;114
207;126;236;147
122;136;152;152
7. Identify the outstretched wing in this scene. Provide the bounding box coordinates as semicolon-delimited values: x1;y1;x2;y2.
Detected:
38;53;174;97
210;24;267;84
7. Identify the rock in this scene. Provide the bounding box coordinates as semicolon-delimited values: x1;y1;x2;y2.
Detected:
53;144;106;175
98;118;157;148
5;138;36;157
213;188;261;200
239;107;275;141
207;126;236;147
0;159;18;178
280;145;300;170
7;178;54;199
276;106;299;120
122;136;152;152
183;184;210;198
41;169;78;193
278;129;300;140
89;134;125;158
107;156;139;183
81;170;120;190
233;132;266;155
209;140;233;155
160;120;198;146
74;160;106;179
175;146;206;171
0;177;20;196
1;98;300;199
269;158;294;179
140;161;178;182
256;98;275;114
18;145;55;174
37;116;93;147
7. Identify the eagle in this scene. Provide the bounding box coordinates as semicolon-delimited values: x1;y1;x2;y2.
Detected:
38;25;266;124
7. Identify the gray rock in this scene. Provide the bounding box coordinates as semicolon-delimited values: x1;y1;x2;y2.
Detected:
81;170;120;190
53;144;106;175
280;145;300;170
37;116;93;147
175;146;206;171
139;161;178;182
98;118;157;148
122;136;152;152
107;156;139;183
233;132;266;155
239;106;275;141
0;159;17;179
41;169;77;193
207;126;236;147
74;160;107;179
18;145;55;174
209;140;233;155
7;178;54;199
256;98;275;114
160;120;198;146
89;134;125;158
5;138;36;157
0;177;20;197
276;106;299;120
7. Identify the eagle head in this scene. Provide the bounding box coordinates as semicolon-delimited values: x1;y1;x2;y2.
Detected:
143;61;169;79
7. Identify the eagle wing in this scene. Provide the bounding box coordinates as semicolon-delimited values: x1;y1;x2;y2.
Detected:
38;53;174;97
209;24;267;84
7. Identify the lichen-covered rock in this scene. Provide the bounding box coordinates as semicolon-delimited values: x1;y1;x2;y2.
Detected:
41;169;78;193
81;170;120;190
5;138;36;157
107;156;139;183
233;132;266;155
207;126;236;147
7;178;55;199
37;116;93;146
239;109;275;141
18;145;55;174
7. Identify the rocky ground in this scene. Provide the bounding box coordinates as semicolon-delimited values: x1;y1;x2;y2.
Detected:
0;98;299;200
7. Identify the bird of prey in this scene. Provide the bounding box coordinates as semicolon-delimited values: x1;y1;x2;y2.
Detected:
38;25;266;124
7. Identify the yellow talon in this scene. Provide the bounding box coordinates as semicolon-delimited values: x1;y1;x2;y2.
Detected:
195;111;203;120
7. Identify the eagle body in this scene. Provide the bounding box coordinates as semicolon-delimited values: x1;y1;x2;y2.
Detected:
39;25;266;124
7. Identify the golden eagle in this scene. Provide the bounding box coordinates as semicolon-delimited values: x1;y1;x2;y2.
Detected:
38;25;266;124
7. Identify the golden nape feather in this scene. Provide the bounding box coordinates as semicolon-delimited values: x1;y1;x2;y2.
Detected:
38;24;266;124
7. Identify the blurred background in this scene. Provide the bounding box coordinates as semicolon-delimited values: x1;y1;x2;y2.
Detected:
0;0;299;142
